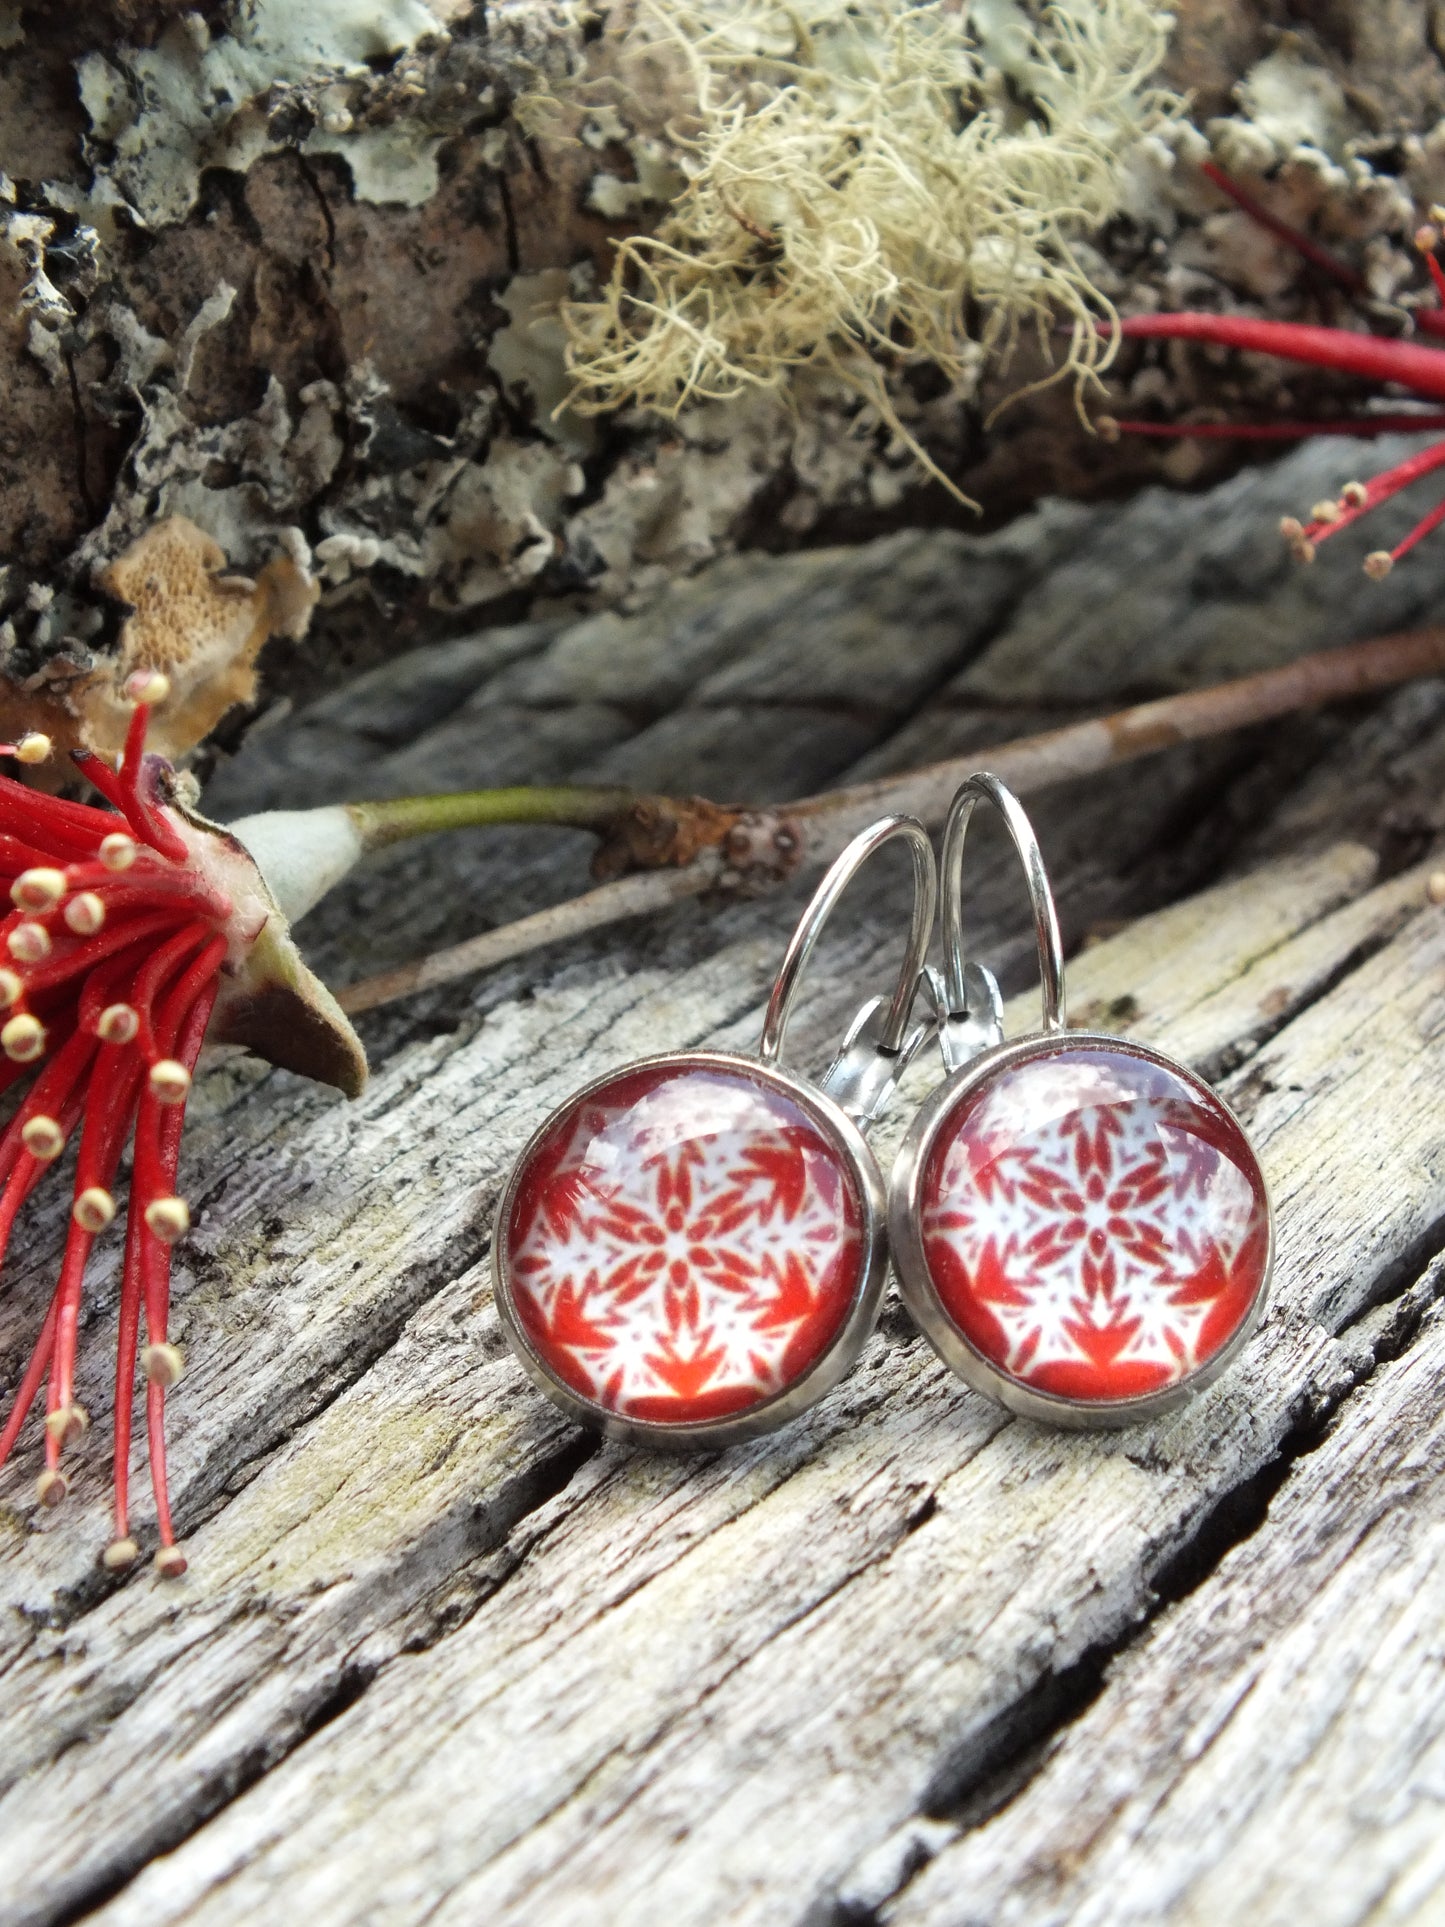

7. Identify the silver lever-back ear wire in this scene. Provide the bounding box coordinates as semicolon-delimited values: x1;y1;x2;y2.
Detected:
759;814;937;1102
941;772;1067;1037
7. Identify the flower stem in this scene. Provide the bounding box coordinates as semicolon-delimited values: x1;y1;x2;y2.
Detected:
229;786;749;932
344;786;642;850
336;620;1445;1015
344;784;745;884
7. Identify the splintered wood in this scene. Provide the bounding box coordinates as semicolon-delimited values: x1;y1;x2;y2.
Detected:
5;440;1445;1927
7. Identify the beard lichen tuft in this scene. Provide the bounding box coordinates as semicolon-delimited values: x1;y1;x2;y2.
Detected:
559;0;1180;503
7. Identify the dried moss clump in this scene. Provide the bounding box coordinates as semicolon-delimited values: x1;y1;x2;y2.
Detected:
562;0;1179;500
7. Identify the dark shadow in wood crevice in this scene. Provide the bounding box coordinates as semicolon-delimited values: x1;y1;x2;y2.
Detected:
36;1424;600;1927
813;1238;1445;1927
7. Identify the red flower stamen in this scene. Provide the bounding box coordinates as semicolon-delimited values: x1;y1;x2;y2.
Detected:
0;682;660;1570
1200;160;1445;341
1102;168;1445;573
1417;228;1445;310
1094;166;1445;566
1101;413;1445;442
1280;437;1445;560
1115;312;1445;401
1375;490;1445;573
0;678;233;1575
1199;159;1370;302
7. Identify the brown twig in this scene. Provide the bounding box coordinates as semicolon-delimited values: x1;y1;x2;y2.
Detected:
336;622;1445;1016
338;865;722;1015
343;784;745;877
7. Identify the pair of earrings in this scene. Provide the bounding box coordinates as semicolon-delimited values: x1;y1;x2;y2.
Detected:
491;776;1273;1442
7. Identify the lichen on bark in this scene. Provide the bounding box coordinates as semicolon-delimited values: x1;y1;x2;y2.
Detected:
6;1;1445;754
556;0;1181;502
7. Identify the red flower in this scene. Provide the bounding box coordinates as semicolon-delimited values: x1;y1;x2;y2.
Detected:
0;674;365;1575
1103;163;1445;575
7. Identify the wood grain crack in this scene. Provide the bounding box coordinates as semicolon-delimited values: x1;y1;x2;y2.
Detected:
10;481;1445;1927
820;1246;1445;1927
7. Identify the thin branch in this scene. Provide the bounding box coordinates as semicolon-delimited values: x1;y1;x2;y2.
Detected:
788;622;1445;847
337;864;720;1014
345;784;741;877
335;622;1445;1016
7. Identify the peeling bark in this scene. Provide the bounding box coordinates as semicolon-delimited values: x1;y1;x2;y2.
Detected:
4;0;1445;734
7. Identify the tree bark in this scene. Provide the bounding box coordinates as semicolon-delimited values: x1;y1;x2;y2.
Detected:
5;0;1445;717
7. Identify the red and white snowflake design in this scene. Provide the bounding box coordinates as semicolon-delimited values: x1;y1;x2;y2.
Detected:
504;1061;866;1424
920;1043;1268;1402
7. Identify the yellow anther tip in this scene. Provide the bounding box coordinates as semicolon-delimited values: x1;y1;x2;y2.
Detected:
125;669;172;707
73;1186;116;1233
64;892;106;937
149;1059;191;1104
99;833;137;872
2;1013;45;1062
97;1003;139;1046
21;1115;64;1161
7;922;51;965
11;868;65;911
141;1341;184;1389
44;1402;89;1446
144;1196;190;1245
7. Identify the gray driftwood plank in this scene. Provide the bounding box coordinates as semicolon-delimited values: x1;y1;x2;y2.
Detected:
60;869;1445;1927
881;1284;1445;1927
0;838;1412;1924
4;439;1445;1924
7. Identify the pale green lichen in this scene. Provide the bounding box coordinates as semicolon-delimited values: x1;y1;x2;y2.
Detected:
77;0;449;227
559;0;1180;503
489;270;599;459
1228;46;1354;167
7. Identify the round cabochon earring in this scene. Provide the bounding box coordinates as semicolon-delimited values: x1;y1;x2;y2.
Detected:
890;773;1273;1428
493;814;938;1446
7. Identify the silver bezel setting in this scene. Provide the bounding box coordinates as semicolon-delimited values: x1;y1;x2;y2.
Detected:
889;1030;1275;1430
492;1048;890;1450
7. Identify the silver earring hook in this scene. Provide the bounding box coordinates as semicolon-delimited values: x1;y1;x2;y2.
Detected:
759;814;937;1126
938;772;1066;1067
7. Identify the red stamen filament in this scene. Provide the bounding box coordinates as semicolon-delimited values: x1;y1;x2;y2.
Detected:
0;691;231;1572
1371;492;1445;575
1200;160;1368;297
1108;305;1445;573
1105;412;1445;442
1200;160;1445;339
1287;438;1445;555
1098;164;1445;569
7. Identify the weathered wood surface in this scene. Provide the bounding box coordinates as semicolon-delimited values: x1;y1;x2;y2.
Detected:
5;438;1445;1924
883;1279;1445;1927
